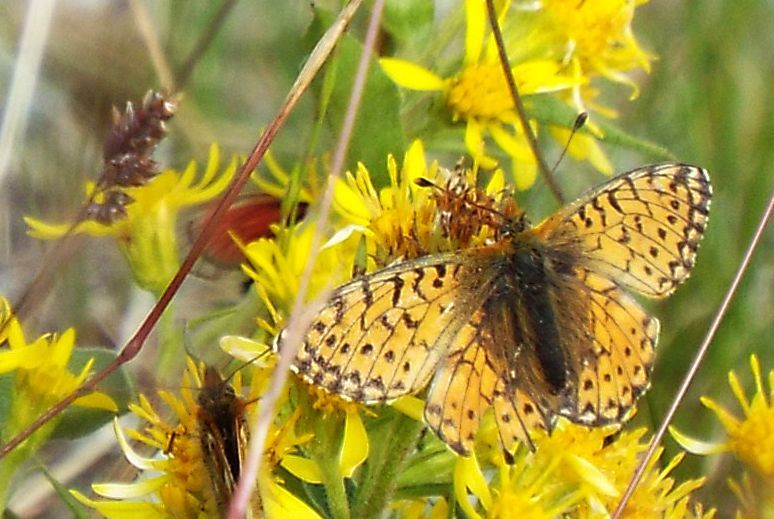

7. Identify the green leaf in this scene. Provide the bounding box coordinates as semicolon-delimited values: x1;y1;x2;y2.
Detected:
306;6;407;187
594;118;677;161
382;0;434;50
50;348;134;440
39;465;91;519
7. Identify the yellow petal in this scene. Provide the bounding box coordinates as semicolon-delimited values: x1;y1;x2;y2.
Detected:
392;395;425;422
489;123;533;163
24;216;113;239
70;490;165;519
464;0;485;65
113;418;159;471
92;477;166;499
454;453;489;519
74;390;119;412
669;426;730;456
403;139;430;184
263;478;323;519
339;410;368;477
728;370;752;416
700;396;742;432
379;58;445;91
465;120;498;170
485;167;505;196
282;454;323;484
567;454;618;497
333;179;372;225
219;335;274;365
0;343;35;372
513;161;537;191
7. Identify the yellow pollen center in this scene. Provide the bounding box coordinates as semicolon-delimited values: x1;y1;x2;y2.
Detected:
447;64;514;122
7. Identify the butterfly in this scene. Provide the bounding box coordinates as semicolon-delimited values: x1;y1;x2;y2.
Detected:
196;366;263;517
192;193;308;267
276;164;711;455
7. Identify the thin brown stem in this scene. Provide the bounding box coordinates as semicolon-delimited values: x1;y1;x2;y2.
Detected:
176;0;239;90
128;0;175;91
484;0;564;204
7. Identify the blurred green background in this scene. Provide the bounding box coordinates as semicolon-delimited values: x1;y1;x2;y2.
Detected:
0;0;771;516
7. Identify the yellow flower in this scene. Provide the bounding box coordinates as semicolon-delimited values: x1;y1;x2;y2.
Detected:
381;1;576;189
671;355;774;516
0;318;116;419
458;419;710;518
333;139;515;265
25;144;237;293
536;0;653;99
245;139;513;332
671;355;774;478
71;356;321;519
242;221;360;335
219;336;370;491
0;297;116;507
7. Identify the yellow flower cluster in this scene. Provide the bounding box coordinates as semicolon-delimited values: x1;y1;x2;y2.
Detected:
381;0;652;188
0;297;116;508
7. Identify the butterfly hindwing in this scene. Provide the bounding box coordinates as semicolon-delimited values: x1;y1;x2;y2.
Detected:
425;297;556;455
553;268;659;425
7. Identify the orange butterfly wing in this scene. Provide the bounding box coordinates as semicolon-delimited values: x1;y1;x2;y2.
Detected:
535;164;711;297
285;253;498;403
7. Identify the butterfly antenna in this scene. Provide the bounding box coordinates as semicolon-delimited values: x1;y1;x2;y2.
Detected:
222;349;273;385
551;112;588;174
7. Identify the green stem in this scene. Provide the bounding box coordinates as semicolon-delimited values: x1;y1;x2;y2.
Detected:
351;412;424;518
315;414;351;519
319;452;351;519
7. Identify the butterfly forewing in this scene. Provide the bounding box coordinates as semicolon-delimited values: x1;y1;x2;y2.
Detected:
536;164;711;298
285;253;499;403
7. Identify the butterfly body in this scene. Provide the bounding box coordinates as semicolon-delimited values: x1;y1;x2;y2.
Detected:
197;367;263;517
198;368;245;493
278;164;711;455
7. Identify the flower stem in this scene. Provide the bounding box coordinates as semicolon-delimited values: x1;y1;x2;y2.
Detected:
319;453;351;519
315;413;351;519
351;411;424;518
